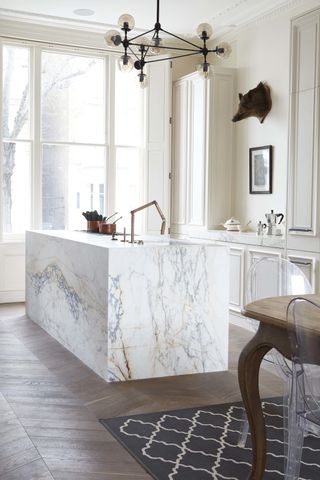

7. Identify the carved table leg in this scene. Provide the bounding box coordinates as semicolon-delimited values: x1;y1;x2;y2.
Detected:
238;324;272;480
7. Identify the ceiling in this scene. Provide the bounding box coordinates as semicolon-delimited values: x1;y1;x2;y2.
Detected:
0;0;296;38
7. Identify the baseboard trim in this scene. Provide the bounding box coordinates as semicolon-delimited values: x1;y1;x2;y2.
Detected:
0;291;25;304
229;311;256;332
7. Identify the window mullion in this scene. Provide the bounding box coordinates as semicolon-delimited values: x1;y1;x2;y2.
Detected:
0;41;3;242
32;46;42;230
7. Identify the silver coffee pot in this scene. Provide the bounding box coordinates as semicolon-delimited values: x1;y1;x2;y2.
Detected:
265;210;284;235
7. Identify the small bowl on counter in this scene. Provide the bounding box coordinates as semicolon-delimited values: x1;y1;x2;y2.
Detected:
221;217;241;231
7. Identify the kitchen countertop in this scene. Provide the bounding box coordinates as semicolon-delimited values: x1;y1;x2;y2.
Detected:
185;229;286;249
31;230;212;248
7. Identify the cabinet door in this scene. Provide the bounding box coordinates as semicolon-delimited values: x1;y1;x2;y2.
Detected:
229;247;245;313
246;248;282;299
171;80;188;231
287;10;320;252
187;75;207;229
171;68;234;237
146;62;171;234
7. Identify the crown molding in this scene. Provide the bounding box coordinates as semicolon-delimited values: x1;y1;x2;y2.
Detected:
0;8;112;32
1;0;316;52
0;18;107;50
211;0;309;42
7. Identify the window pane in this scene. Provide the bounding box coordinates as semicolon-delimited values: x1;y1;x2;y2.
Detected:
41;52;105;144
42;144;105;230
114;68;144;147
3;142;31;233
115;147;143;233
2;45;30;140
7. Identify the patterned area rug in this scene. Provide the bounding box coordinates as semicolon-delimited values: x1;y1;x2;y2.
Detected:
100;398;320;480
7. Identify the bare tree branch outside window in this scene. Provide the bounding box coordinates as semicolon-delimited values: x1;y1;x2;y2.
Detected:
2;46;96;232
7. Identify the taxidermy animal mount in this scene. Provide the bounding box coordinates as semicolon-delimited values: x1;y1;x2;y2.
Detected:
232;82;272;123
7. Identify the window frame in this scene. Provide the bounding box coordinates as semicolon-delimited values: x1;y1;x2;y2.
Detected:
0;40;147;241
1;41;33;242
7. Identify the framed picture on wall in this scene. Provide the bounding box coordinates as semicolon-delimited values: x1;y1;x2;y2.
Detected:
249;145;272;194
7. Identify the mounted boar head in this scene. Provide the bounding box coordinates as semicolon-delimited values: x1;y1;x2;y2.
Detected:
232;82;272;123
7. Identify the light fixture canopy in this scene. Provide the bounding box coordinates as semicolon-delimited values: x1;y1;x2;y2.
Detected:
104;0;231;86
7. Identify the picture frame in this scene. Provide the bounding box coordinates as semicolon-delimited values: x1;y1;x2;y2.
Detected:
249;145;272;194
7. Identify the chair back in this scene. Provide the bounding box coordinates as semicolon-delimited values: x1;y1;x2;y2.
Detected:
287;298;320;426
246;257;312;304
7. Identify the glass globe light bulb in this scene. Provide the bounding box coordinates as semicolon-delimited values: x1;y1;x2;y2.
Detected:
196;22;213;39
150;37;163;55
135;36;149;52
104;29;122;47
136;72;149;89
117;54;134;72
196;62;212;79
216;42;232;59
118;13;135;30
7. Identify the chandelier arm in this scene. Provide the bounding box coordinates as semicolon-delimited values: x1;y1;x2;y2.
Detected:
129;29;156;42
144;51;201;64
129;43;199;53
159;28;202;49
141;30;158;61
127;45;140;61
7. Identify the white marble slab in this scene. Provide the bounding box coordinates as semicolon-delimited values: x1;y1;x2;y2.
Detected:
26;231;109;378
26;231;229;382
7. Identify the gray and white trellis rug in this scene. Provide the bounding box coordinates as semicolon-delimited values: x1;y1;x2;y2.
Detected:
100;398;320;479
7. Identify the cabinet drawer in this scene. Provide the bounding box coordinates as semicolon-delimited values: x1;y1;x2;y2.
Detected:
287;252;318;293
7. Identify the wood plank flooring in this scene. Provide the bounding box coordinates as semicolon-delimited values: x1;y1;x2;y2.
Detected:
0;303;283;479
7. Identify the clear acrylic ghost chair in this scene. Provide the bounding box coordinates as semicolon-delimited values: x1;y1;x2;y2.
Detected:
238;256;312;448
285;297;320;480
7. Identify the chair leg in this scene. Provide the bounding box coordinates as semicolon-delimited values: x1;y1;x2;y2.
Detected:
284;377;305;480
238;408;249;447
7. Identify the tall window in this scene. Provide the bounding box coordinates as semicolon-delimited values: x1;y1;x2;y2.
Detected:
41;51;105;230
2;45;31;234
1;43;146;237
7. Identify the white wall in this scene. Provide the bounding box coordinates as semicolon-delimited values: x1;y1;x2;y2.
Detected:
172;55;200;81
213;1;320;230
228;17;290;228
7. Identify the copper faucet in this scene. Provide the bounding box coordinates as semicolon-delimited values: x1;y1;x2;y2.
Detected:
130;200;166;243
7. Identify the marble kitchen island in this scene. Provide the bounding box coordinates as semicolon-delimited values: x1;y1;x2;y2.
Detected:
26;231;229;382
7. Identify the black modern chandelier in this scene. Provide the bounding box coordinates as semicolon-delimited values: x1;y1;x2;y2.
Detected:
104;0;231;88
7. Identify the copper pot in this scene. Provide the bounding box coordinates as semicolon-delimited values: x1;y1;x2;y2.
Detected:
99;223;116;235
87;220;100;233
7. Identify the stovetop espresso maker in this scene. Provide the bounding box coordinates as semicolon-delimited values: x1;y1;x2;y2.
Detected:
265;210;284;235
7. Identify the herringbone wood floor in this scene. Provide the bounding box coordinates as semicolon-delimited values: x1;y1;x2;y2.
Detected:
0;303;283;479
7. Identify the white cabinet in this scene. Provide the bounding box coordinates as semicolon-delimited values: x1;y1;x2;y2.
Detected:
213;240;284;329
287;9;320;253
171;68;235;236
